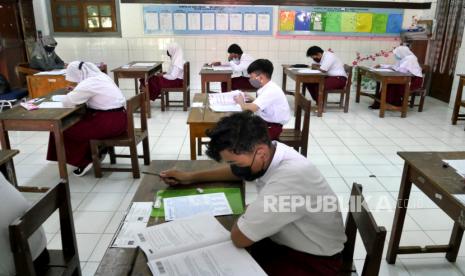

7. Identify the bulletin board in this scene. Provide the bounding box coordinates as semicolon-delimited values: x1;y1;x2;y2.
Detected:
278;6;403;37
143;5;273;35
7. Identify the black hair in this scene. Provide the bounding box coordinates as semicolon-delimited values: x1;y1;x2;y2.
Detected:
246;59;273;79
306;46;324;57
227;44;243;55
78;61;84;70
206;111;271;162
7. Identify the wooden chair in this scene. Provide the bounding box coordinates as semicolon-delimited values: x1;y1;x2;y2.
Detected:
408;64;430;112
340;183;387;276
324;65;352;113
160;62;190;111
15;62;39;88
279;91;311;157
90;92;150;178
9;182;81;276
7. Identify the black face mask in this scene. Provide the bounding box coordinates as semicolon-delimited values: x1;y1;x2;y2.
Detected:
313;57;321;63
44;46;55;53
230;151;267;181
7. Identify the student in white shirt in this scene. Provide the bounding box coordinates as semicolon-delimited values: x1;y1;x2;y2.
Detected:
47;61;127;176
160;112;347;276
304;46;347;103
370;45;423;109
212;44;255;92
0;175;48;275
233;59;290;140
144;42;184;101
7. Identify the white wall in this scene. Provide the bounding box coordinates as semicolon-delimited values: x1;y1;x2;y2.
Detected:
32;1;435;91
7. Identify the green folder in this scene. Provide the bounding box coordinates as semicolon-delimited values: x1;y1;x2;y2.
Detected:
151;187;244;218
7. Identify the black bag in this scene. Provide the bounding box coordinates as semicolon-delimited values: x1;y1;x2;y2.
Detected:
0;74;10;95
291;64;309;68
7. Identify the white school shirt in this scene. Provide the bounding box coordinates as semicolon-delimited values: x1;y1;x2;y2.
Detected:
381;55;422;77
224;53;254;78
163;65;184;80
253;80;290;125
316;51;347;78
61;74;126;110
0;176;47;275
237;141;347;256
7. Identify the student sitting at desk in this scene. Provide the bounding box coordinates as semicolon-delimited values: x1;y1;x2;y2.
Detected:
47;61;127;176
212;44;255;92
370;45;423;109
160;111;347;276
233;59;290;140
304;46;347;103
145;42;184;102
0;175;49;275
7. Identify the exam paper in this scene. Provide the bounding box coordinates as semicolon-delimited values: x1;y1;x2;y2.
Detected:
210;104;242;112
212;65;233;71
371;68;393;72
112;221;146;248
298;69;322;74
209;90;243;105
38;102;66;108
131;63;156;67
443;159;465;177
125;202;153;223
163;193;233;221
51;95;66;102
34;69;66;76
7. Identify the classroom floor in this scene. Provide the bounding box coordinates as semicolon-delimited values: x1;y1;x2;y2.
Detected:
15;91;465;276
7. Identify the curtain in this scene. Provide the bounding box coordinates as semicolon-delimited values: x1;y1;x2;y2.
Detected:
429;0;465;74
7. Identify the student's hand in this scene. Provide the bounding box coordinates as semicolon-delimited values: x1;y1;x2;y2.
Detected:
159;169;193;186
374;64;381;68
234;94;245;105
211;62;221;66
66;86;75;91
311;64;320;70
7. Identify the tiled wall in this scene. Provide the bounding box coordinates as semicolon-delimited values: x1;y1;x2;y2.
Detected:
33;1;436;92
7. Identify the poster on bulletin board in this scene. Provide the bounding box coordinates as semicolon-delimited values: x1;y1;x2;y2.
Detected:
278;6;403;37
143;5;273;35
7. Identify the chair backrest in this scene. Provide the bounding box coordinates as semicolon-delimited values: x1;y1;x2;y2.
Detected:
344;65;353;92
294;91;311;151
419;64;431;91
15;63;39;88
9;182;80;276
126;92;148;138
341;183;386;276
183;62;190;90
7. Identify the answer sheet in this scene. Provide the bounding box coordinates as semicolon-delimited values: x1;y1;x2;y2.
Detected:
163;193;233;221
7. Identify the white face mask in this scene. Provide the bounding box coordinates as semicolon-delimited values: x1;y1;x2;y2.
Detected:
232;58;240;64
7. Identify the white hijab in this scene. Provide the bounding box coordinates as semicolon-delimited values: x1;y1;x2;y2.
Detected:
392;46;422;77
167;43;184;71
66;61;124;98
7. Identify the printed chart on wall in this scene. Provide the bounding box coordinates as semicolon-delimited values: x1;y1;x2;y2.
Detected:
278;6;403;37
143;5;273;35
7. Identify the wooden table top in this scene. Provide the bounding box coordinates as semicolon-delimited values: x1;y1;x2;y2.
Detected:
282;65;327;77
187;93;233;124
398;151;465;195
199;68;233;75
0;149;19;164
358;66;412;78
0;89;84;121
95;160;243;275
112;61;163;73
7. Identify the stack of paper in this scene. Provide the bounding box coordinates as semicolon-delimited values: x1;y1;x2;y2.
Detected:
131;62;157;67
212;65;233;71
443;159;465;177
111;202;153;248
135;214;267;276
297;68;321;74
38;102;66;108
371;68;394;72
209;90;243;112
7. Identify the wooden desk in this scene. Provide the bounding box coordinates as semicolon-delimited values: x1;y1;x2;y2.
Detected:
282;65;326;117
355;66;412;118
199;68;232;93
452;74;465;125
112;61;163;118
0;89;86;189
95;160;243;275
387;152;465;264
187;93;231;160
0;149;19;187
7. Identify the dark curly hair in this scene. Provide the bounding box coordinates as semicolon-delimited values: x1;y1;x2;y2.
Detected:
227;44;243;55
247;59;274;79
206;111;271;162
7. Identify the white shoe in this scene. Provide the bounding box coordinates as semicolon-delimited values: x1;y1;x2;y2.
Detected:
73;163;93;177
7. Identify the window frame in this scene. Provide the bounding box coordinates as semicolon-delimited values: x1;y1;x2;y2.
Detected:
47;0;122;37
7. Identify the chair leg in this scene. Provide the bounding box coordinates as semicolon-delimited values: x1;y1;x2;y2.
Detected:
344;89;351;113
323;92;328;112
129;144;140;178
142;137;150;165
409;94;416;108
187;88;191;108
339;93;344;108
161;91;166;112
90;142;102;178
183;89;187;111
418;94;426;112
197;138;202;156
108;147;116;164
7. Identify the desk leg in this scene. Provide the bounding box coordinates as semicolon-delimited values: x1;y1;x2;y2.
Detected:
379;82;387;118
114;73;119;86
401;80;410;118
294;80;300;116
3;159;18;187
189;128;197;160
356;68;362;103
317;79;324;117
143;74;152;119
446;222;464;262
227;79;232;92
52;123;69;184
201;76;206;94
452;77;464;125
282;70;287;93
386;162;412;264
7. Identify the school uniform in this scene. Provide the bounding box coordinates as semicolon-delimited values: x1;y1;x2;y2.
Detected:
238;141;347;275
146;43;184;101
47;62;127;169
221;53;255;92
304;51;347;103
373;47;423;107
0;175;48;275
253;81;290;140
